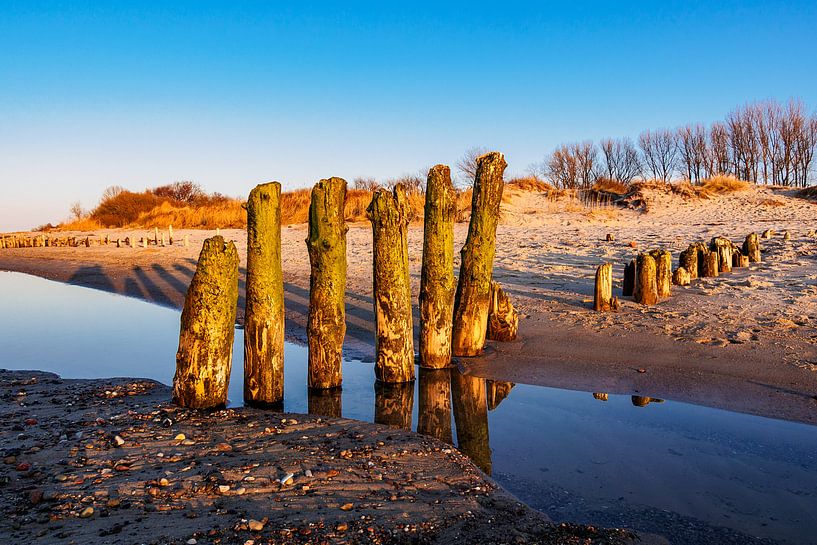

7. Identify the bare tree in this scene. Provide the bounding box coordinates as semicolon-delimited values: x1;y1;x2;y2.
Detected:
353;177;380;191
709;122;731;177
545;145;579;189
456;146;488;186
600;137;642;184
69;201;85;220
101;185;126;203
639;129;678;183
385;174;424;194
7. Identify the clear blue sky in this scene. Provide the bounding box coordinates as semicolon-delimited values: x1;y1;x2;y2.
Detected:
1;1;816;230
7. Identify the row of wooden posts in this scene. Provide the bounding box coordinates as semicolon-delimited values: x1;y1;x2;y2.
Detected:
172;152;519;409
0;228;191;249
593;231;766;311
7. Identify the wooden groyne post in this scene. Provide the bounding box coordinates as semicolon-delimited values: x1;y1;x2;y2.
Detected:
172;236;239;408
650;249;672;298
244;182;285;406
306;177;347;389
633;252;658;305
742;233;761;263
419;165;456;368
367;186;414;383
452;151;507;357
593;263;617;311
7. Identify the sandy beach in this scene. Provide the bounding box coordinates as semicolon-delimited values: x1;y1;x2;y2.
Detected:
1;184;815;425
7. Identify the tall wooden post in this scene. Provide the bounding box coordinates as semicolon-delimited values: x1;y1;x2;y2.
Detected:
153;227;159;245
172;236;239;408
169;225;174;245
593;263;614;311
374;381;414;430
701;250;719;277
452;152;507;357
367;186;414;384
633;253;658;305
742;233;761;262
244;182;285;406
451;372;491;475
679;245;699;279
419;165;456;368
306;177;348;389
417;368;453;444
710;237;733;273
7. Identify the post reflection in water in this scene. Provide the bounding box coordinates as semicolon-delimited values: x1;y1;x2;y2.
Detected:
451;372;492;475
374;381;414;429
417;368;454;444
486;379;514;410
307;387;342;418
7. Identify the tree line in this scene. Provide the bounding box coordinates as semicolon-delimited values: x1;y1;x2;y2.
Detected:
536;98;817;189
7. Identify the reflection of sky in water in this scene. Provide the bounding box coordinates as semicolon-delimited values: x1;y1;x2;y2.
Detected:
1;271;816;545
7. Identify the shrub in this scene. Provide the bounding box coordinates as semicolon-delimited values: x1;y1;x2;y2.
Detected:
91;191;169;227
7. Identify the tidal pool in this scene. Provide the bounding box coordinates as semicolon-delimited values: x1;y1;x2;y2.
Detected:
1;271;815;545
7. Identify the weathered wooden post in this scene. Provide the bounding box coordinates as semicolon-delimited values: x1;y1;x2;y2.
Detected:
172;236;239;408
374;381;414;430
116;238;121;248
487;281;519;338
141;237;147;248
307;387;342;418
623;259;636;296
419;165;456;368
183;234;190;248
761;229;774;239
306;177;347;389
633;253;658;305
739;255;750;267
783;230;791;241
710;237;733;273
417;368;453;444
169;225;174;245
153;227;159;245
701;250;719;277
679;245;698;279
244;182;285;406
742;233;761;263
594;263;615;311
452;152;507;357
672;267;691;286
451;372;491;475
161;232;167;247
649;250;672;298
367;186;414;383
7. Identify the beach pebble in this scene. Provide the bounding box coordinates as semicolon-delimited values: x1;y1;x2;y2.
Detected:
114;435;125;446
248;519;265;531
79;506;94;518
174;433;186;441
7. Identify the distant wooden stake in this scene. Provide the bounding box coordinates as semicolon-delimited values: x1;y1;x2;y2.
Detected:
451;372;491;475
172;236;239;408
650;250;672;298
244;182;285;406
141;237;147;248
306;177;347;389
594;263;614;311
169;225;174;245
417;368;453;444
633;253;658;305
183;234;190;248
742;233;761;262
161;233;167;247
487;281;519;338
367;186;414;383
452;152;507;357
154;227;159;245
419;165;456;369
701;250;719;277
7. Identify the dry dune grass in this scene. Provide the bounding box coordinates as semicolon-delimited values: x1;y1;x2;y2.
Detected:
797;186;817;200
698;175;751;195
128;200;247;229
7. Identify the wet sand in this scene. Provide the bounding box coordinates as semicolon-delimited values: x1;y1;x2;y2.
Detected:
0;370;637;545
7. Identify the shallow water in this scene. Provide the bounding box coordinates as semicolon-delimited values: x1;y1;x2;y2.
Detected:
1;271;815;545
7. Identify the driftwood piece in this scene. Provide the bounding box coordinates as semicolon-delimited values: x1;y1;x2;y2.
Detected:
367;186;414;383
451;372;491;475
633;253;658;305
419;165;456;368
742;233;761;263
306;177;348;389
374;381;414;430
452;152;507;357
417;368;453;444
487;281;518;340
244;182;285;406
172;236;239;408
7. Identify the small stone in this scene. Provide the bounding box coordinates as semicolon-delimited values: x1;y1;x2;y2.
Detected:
304;469;313;478
159;478;170;487
336;522;348;532
340;503;353;511
16;462;31;472
174;433;186;441
248;519;265;531
187;539;197;545
79;507;94;518
218;485;230;494
235;487;246;495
